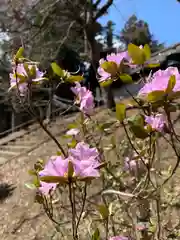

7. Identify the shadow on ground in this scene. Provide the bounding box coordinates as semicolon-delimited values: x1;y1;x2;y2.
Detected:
0;183;15;202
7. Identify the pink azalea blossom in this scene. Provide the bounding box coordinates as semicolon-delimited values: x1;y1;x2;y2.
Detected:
38;143;100;194
9;63;44;94
97;51;131;82
109;236;130;240
66;128;80;136
138;67;180;97
71;82;94;115
69;142;100;177
145;113;166;132
39;181;57;195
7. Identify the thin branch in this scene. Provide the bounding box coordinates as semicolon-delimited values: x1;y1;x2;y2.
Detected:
94;0;113;20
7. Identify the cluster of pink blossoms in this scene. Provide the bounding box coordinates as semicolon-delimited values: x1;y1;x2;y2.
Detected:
71;82;94;115
39;142;100;195
9;63;44;94
138;67;180;97
97;51;133;82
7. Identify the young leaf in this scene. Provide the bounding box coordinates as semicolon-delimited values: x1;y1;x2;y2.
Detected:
91;228;100;240
25;183;36;190
144;44;151;60
147;91;165;102
166;75;176;93
66;75;84;83
15;47;24;60
51;62;64;77
129;125;149;139
116;103;126;122
146;63;160;68
128;43;146;65
101;61;118;75
97;204;109;219
40;176;68;183
100;79;113;87
119;73;133;83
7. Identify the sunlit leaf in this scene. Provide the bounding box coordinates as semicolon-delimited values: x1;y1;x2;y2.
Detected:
91;228;100;240
101;61;118;75
147;91;165;102
146;63;160;68
25;183;36;190
128;43;146;65
119;73;133;83
40;176;68;183
51;62;64;77
144;44;151;60
99;79;113;87
116;103;126;122
15;47;24;60
166;75;176;93
97;204;109;219
66;75;84;83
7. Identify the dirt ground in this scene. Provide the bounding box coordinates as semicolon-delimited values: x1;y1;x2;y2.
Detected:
1;103;180;240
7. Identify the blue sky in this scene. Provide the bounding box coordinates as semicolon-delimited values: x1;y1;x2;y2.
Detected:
99;0;180;47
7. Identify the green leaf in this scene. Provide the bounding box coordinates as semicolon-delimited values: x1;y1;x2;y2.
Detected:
40;176;68;183
98;204;109;219
99;121;115;132
15;47;24;60
119;73;133;83
23;63;30;75
51;62;64;77
66;75;84;83
68;139;77;148
144;44;151;60
116;103;126;122
127;114;144;125
25;183;36;190
146;63;160;68
100;79;113;87
30;65;37;78
147;91;165;102
128;114;148;139
91;228;100;240
166;75;176;93
28;169;37;176
68;123;78;129
101;61;118;75
128;43;146;65
129;125;149;139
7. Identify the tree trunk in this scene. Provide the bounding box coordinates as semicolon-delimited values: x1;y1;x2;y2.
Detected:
103;86;116;109
85;26;115;109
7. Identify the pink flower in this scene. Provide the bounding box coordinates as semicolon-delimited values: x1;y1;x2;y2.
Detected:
39;156;69;178
71;82;94;115
109;236;130;240
39;181;57;195
97;51;132;82
145;113;166;132
9;63;44;94
138;67;180;97
66;128;80;136
69;142;100;177
38;143;100;193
